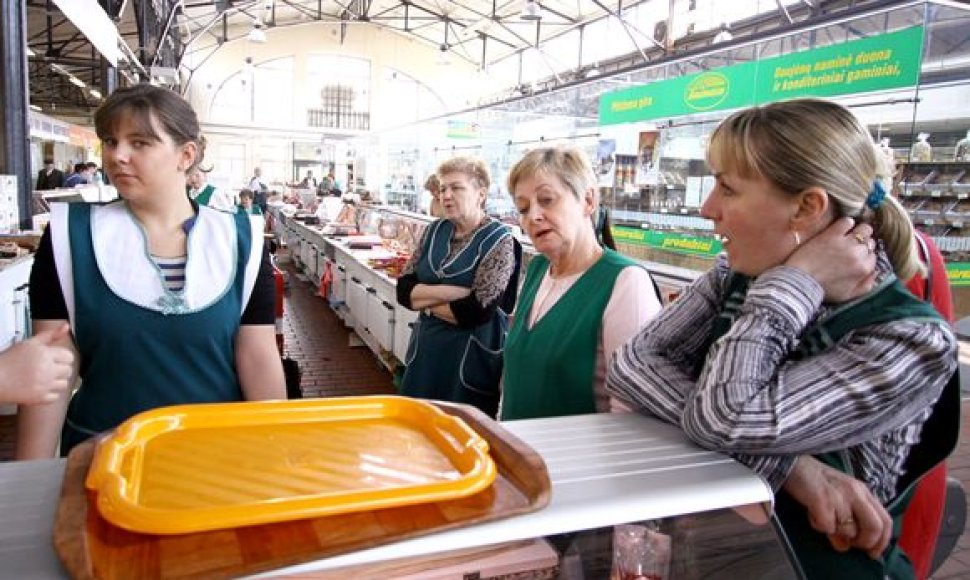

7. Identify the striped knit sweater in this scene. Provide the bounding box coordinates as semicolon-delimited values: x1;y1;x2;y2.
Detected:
607;253;957;502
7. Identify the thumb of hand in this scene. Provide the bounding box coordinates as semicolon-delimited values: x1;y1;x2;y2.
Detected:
34;323;71;345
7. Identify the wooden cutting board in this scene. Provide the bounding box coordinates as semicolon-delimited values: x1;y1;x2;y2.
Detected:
53;402;551;579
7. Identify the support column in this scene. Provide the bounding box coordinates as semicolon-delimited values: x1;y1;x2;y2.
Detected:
0;1;31;229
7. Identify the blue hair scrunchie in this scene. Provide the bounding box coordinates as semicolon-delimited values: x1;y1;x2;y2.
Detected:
866;181;887;210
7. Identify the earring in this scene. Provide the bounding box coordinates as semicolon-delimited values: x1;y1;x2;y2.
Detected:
792;230;801;247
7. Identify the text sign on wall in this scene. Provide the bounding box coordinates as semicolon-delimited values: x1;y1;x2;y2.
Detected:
945;263;970;287
612;226;723;257
599;26;924;125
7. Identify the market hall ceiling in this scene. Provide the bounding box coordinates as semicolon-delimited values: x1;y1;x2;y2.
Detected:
22;0;954;121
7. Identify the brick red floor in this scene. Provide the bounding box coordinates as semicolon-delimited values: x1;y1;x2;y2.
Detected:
279;268;396;398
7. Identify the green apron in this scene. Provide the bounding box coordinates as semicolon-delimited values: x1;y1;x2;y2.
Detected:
400;218;512;418
709;273;959;579
60;203;250;455
501;249;637;420
192;184;215;206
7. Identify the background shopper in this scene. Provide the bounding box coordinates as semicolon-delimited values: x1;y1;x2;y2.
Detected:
35;158;64;190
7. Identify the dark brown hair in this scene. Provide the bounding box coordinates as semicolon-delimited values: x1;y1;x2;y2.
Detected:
94;84;207;173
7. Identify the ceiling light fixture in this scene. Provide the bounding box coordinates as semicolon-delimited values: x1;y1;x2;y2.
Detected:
25;46;35;57
69;76;86;88
436;44;451;66
89;89;102;99
520;0;542;21
29;104;41;112
248;19;267;43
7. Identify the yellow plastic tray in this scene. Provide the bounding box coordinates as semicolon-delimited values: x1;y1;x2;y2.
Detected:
84;396;497;535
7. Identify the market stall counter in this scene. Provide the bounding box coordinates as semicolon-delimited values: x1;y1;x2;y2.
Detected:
0;410;799;579
272;203;701;374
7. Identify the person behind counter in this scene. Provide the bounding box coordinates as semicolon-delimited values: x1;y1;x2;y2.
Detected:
17;84;285;459
238;188;262;215
63;162;90;187
396;156;520;418
607;98;958;578
500;146;662;420
0;323;74;406
187;166;237;212
419;174;444;217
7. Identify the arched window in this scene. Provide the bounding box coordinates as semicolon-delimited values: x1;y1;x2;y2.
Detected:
210;56;294;125
305;54;371;130
378;68;447;127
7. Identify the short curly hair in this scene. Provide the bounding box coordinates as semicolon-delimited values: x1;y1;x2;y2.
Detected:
437;156;490;190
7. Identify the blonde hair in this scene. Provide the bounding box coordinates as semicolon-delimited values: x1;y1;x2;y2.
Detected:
423;173;440;194
506;146;596;201
507;146;617;249
707;98;921;280
437;156;490;190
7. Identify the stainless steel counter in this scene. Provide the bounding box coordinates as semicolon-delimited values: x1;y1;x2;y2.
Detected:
0;458;69;579
259;412;772;577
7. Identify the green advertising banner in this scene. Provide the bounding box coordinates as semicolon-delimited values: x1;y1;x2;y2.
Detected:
446;120;481;139
600;26;924;125
945;263;970;287
613;226;722;257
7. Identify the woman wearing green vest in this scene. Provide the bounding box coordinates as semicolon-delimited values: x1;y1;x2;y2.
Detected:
396;157;519;418
187;166;237;212
608;99;959;579
238;188;262;215
18;84;286;459
501;146;662;420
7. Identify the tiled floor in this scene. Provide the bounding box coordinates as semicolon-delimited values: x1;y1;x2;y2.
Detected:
0;266;967;577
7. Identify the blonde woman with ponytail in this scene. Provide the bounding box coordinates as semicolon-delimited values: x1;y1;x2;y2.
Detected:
608;99;958;579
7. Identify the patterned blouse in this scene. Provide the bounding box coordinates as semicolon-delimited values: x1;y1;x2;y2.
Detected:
400;216;517;313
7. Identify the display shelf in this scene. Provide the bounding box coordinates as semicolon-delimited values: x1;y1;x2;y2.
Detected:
384;188;417;211
895;161;970;257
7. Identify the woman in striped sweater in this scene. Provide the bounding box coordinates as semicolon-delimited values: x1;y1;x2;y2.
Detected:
607;99;958;579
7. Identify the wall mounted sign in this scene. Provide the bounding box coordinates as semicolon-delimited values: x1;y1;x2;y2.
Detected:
599;26;924;125
612;226;722;257
945;263;970;286
446;120;481;139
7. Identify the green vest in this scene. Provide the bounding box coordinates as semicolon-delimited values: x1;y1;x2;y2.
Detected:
711;273;959;579
193;184;215;206
501;249;637;420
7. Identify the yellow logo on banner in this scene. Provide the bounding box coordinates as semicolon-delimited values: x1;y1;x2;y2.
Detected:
685;72;729;110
